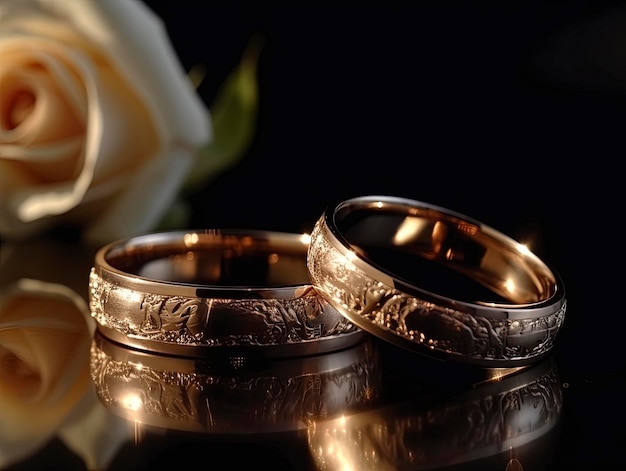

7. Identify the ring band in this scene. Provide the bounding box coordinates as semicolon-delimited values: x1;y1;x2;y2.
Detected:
90;330;381;433
307;196;566;367
308;354;562;469
88;230;363;358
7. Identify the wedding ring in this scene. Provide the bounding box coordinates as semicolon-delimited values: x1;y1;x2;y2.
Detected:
308;354;562;470
89;230;363;358
307;196;566;367
90;330;382;433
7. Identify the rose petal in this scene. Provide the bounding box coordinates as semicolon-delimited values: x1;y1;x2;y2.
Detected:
0;279;92;456
82;145;194;246
0;40;99;222
40;0;211;147
58;393;133;471
0;41;87;146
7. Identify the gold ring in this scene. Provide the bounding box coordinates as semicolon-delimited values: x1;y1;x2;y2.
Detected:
88;230;364;358
90;330;381;433
308;354;562;469
307;196;566;367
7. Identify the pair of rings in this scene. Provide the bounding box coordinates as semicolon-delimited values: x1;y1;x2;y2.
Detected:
88;195;566;368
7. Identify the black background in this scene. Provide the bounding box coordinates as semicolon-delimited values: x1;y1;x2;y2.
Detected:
139;1;625;466
143;0;624;352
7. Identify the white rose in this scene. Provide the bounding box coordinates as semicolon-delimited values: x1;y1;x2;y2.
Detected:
0;239;135;469
0;0;212;246
0;278;95;467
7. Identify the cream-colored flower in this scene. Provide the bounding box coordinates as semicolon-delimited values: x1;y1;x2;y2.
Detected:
0;278;95;467
0;0;212;246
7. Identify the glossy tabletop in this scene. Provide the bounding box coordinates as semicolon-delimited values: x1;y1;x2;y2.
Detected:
0;227;621;470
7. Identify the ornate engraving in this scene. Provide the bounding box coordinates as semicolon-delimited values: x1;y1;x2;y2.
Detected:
89;335;382;432
308;357;563;470
307;222;566;362
89;268;358;348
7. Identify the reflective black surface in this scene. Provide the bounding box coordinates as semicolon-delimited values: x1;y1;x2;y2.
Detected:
2;1;626;469
0;237;566;470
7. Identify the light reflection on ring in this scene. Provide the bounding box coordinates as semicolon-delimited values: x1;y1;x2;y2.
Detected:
307;354;562;470
89;332;382;434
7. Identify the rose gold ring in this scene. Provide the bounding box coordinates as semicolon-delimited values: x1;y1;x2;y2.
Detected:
90;330;381;433
308;354;562;469
307;195;566;367
88;230;364;358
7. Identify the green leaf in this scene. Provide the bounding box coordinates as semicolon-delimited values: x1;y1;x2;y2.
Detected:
184;35;263;192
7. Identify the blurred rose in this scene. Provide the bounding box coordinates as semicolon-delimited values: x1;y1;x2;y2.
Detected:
0;0;212;246
0;278;95;467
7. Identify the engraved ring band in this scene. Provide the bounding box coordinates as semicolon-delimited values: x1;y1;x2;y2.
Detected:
90;330;381;433
88;230;364;358
306;195;567;367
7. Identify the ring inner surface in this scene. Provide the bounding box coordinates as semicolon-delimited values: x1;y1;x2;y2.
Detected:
334;207;556;305
104;235;310;287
